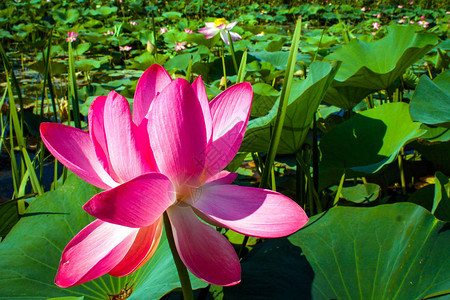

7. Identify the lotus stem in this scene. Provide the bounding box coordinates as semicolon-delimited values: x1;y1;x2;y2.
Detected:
398;147;406;195
163;212;194;300
68;41;81;129
221;40;227;89
227;31;238;74
333;171;346;206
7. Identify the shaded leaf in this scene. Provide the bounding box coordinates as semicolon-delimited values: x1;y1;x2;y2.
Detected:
320;102;425;174
225;203;450;300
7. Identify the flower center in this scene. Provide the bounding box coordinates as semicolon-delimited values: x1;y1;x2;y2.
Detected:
175;184;202;206
214;18;227;28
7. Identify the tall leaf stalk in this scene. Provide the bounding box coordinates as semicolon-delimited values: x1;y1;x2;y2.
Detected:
68;40;81;129
241;18;302;255
259;18;302;189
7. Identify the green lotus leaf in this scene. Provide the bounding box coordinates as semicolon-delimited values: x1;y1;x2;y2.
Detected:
241;61;336;154
251;83;280;118
162;11;182;20
0;200;19;238
74;58;108;72
225;203;450;300
432;171;450;222
75;43;91;56
413;140;450;175
0;174;206;299
332;183;381;204
53;8;79;24
87;6;117;16
249;50;311;71
418;125;450;142
323;25;440;109
320;102;425;174
410;71;450;127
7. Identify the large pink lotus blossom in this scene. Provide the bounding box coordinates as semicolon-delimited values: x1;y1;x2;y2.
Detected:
198;18;242;45
40;64;308;287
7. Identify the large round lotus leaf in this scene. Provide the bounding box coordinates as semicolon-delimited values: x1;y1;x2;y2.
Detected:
320;102;425;174
241;61;336;154
323;25;439;109
224;203;450;300
410;71;450;128
0;174;206;299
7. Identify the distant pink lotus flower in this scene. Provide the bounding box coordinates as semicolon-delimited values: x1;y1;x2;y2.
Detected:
174;41;186;51
66;32;78;43
418;20;429;28
159;27;168;34
409;1;414;4
398;5;403;8
372;22;381;30
198;18;242;45
104;30;114;36
360;7;366;12
130;21;138;26
398;18;405;24
420;15;425;19
40;64;308;287
119;45;132;51
184;28;194;34
376;13;381;18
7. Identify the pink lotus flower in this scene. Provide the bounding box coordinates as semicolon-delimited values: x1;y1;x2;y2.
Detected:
159;27;168;34
372;22;381;30
418;20;429;28
174;41;186;51
198;18;242;45
40;64;308;287
119;45;132;51
66;32;78;43
360;7;366;12
184;28;194;34
130;21;138;26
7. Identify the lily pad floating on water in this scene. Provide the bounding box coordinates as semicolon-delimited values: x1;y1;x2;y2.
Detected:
241;61;336;154
323;25;440;110
0;174;206;299
225;202;450;300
